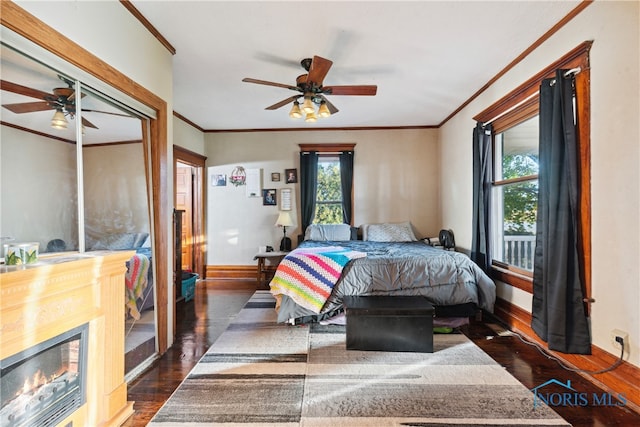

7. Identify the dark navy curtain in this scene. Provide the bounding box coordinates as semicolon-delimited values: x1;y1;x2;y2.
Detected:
471;122;493;273
299;151;318;233
339;151;354;224
531;70;591;354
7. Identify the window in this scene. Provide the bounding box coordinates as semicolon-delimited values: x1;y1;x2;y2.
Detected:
492;116;539;272
314;156;343;224
474;41;591;296
299;143;355;230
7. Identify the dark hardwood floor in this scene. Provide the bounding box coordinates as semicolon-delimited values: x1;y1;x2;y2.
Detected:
124;279;640;426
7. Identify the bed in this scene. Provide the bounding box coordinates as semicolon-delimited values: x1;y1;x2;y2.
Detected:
269;223;496;326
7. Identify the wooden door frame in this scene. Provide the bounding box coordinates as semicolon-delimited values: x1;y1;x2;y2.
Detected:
173;145;207;279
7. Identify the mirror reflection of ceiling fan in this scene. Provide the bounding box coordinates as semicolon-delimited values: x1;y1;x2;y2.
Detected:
242;55;377;122
1;75;130;130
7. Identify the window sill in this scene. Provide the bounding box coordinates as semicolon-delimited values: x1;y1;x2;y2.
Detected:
491;265;533;294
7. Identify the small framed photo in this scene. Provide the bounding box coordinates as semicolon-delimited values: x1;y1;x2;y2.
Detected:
211;174;227;187
285;168;298;183
280;188;292;211
271;172;281;182
262;189;277;206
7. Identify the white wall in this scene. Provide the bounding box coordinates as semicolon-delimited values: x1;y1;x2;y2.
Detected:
1;125;76;250
83;143;150;243
174;116;206;155
439;1;640;367
205;128;440;265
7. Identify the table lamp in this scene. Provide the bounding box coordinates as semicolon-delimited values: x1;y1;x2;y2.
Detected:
275;211;294;251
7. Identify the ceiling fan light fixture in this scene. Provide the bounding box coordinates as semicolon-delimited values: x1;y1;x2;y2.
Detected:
302;96;315;114
51;109;68;130
304;112;318;123
289;101;302;119
318;101;331;118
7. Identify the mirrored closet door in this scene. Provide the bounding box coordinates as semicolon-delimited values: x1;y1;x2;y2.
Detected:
0;40;158;378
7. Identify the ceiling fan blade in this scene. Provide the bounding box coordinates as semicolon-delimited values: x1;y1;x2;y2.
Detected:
323;85;377;96
318;95;339;115
0;80;53;100
265;95;302;110
242;78;300;91
81;117;98;129
2;101;53;114
307;56;333;85
82;109;132;118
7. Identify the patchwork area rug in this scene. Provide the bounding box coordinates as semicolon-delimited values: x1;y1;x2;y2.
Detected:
148;291;570;426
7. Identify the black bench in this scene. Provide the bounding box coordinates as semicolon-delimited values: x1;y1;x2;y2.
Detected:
343;296;434;353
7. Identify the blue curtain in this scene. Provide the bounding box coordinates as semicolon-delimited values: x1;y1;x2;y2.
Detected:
299;151;318;233
531;70;591;354
471;122;493;273
339;151;354;224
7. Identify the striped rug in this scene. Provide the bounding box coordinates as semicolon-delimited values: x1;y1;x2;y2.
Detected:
148;290;570;426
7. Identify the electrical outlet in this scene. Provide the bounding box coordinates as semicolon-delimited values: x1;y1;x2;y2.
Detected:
610;329;629;352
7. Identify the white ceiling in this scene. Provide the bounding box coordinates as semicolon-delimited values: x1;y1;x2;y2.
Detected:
0;1;582;140
130;0;581;131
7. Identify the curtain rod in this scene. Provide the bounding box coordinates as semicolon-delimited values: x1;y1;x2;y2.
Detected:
482;67;582;127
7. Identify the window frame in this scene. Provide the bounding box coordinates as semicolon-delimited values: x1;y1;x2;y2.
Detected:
491;117;540;274
473;41;592;304
299;143;356;225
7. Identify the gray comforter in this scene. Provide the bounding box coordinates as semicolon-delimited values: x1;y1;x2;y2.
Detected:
274;240;496;323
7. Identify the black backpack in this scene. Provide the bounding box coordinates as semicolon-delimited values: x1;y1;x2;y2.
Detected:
439;229;455;250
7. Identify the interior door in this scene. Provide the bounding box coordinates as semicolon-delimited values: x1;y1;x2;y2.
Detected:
175;164;193;271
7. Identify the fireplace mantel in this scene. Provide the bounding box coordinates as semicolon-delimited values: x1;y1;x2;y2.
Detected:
1;251;135;426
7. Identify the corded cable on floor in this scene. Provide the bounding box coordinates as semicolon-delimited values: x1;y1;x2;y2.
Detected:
496;327;625;375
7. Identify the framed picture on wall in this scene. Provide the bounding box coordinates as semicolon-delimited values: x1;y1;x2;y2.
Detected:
271;172;280;182
285;168;298;183
211;174;227;187
262;189;276;206
280;188;292;211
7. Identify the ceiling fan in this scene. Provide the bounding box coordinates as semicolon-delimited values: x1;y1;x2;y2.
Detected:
242;55;377;121
1;75;129;130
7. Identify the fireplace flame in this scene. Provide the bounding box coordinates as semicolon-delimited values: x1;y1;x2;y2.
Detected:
21;370;47;395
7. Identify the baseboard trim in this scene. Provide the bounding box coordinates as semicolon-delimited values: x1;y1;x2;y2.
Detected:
205;265;256;279
494;297;640;412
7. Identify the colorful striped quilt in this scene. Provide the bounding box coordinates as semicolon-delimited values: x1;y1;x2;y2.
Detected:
270;246;366;313
125;253;150;320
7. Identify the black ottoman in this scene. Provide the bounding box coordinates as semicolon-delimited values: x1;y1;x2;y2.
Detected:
343;296;434;353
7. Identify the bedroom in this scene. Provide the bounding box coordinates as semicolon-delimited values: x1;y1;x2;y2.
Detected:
0;0;638;417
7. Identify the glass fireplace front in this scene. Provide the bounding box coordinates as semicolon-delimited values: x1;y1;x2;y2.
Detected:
1;323;88;427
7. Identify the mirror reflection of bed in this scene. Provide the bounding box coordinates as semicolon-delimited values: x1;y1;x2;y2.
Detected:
86;232;156;376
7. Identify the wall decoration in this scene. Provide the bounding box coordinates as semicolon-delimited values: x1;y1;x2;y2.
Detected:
211;174;227;187
285;168;298;183
271;172;281;182
245;168;261;197
262;189;277;206
280;188;292;211
229;166;246;186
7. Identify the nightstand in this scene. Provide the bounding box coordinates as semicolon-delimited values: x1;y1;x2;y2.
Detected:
253;251;288;289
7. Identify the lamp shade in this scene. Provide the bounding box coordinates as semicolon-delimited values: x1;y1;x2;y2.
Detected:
275;211;294;227
317;101;331;118
51;109;68;129
302;96;315;114
289;101;302;119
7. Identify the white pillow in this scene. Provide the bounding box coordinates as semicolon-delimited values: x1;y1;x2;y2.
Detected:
363;222;418;242
304;224;352;241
